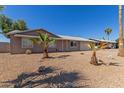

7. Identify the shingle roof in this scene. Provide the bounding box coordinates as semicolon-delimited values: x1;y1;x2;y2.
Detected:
6;28;51;35
6;28;59;38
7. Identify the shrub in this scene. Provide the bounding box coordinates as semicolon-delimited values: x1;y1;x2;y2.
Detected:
25;49;32;54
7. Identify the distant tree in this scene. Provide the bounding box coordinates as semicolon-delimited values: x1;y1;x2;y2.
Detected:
0;14;13;37
12;21;19;30
31;33;55;58
0;5;4;11
17;20;28;31
0;5;4;34
104;28;112;40
12;20;28;31
0;15;28;37
0;6;28;38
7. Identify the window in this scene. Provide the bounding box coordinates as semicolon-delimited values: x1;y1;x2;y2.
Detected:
22;38;33;48
49;43;56;48
70;41;77;47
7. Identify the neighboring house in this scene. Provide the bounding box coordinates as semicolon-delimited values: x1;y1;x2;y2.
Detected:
89;38;117;49
7;28;95;54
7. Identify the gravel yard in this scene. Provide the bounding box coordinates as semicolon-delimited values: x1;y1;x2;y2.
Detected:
0;49;124;88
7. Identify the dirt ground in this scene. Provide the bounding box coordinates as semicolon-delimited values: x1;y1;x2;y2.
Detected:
1;49;124;88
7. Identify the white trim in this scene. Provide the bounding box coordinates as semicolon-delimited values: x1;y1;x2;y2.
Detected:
14;34;39;38
14;34;95;42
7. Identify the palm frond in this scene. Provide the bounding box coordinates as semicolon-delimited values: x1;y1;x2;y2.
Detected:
38;33;44;42
44;33;48;42
30;38;40;44
88;43;96;50
49;38;55;45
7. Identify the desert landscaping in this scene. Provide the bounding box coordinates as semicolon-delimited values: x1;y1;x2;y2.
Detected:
1;49;124;88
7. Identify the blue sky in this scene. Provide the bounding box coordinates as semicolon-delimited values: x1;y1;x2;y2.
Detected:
0;5;119;42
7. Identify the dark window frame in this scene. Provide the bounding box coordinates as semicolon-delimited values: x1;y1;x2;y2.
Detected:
70;41;77;48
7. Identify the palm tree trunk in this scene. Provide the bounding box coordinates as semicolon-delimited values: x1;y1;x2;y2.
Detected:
119;5;124;49
90;50;98;65
118;5;124;56
108;35;109;40
43;46;49;58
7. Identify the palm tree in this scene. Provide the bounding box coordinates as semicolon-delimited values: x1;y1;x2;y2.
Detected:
118;5;124;49
32;33;55;58
88;42;107;65
104;28;112;40
88;43;98;65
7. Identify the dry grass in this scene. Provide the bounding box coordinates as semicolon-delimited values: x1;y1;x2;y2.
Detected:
0;49;124;88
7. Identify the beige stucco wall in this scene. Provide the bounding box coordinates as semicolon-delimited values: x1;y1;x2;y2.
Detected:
58;40;80;52
10;35;82;54
80;41;91;51
10;34;62;54
10;35;43;54
10;30;91;54
56;40;80;52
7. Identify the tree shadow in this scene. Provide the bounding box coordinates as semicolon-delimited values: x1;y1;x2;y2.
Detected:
108;62;120;66
98;60;107;66
57;55;70;59
38;66;57;75
94;59;120;66
2;66;88;88
92;59;107;66
2;66;57;88
41;55;71;60
32;71;81;88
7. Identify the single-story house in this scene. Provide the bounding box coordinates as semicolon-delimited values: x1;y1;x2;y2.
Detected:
89;38;117;49
7;28;95;54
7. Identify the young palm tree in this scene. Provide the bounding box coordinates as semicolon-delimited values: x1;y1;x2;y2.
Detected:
88;43;98;65
88;42;106;65
32;33;55;58
104;28;112;40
